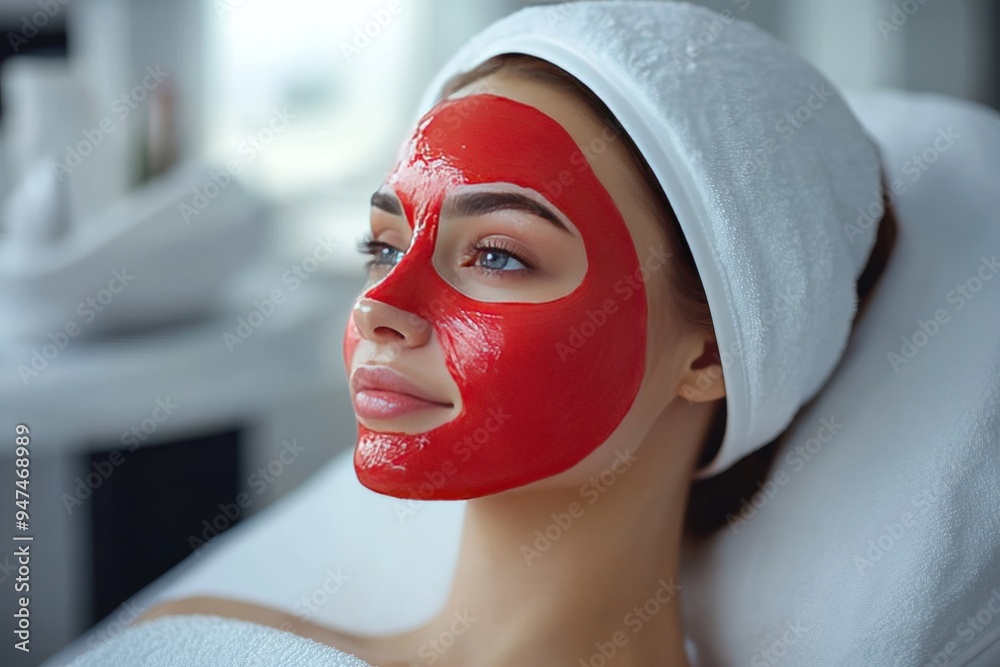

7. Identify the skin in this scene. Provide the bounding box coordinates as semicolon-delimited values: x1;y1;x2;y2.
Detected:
135;71;727;667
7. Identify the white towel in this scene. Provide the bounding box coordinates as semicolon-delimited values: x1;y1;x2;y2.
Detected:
413;1;883;477
63;614;373;667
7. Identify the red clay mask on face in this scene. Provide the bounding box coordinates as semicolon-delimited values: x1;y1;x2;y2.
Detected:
343;93;647;500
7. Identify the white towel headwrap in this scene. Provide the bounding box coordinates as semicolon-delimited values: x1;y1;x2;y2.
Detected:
412;1;882;478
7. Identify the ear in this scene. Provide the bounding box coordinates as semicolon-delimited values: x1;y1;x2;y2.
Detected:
676;336;726;403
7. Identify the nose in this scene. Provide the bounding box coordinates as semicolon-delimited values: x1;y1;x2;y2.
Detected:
351;297;432;349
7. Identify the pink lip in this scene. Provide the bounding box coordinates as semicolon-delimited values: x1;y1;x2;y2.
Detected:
351;366;452;420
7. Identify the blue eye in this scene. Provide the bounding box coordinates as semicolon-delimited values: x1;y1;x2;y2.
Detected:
477;247;528;272
374;245;403;266
356;234;403;272
467;240;533;276
356;233;534;279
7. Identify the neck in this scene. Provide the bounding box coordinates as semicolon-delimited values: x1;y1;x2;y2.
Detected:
409;399;710;667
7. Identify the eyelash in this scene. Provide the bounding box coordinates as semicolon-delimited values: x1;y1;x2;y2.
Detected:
355;234;399;272
355;233;534;278
460;237;536;275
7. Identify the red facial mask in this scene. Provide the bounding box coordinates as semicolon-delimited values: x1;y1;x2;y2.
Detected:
343;93;647;500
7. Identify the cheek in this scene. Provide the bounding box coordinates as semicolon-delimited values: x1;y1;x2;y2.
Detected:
645;276;685;375
439;268;647;431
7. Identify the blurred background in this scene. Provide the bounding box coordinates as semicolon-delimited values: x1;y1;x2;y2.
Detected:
0;0;993;664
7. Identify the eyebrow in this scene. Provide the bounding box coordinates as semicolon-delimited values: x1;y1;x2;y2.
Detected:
370;191;403;216
443;191;570;233
370;189;571;234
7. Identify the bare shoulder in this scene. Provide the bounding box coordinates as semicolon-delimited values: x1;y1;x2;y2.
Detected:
133;595;399;661
135;595;296;629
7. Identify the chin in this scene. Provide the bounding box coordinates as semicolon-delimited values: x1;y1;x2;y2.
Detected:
352;438;559;501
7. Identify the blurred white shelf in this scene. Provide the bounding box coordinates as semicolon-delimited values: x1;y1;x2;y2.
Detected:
0;263;364;456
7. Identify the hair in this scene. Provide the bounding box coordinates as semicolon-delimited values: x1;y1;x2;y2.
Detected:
441;53;899;537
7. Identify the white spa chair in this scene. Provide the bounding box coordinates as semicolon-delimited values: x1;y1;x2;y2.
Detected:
45;90;1000;667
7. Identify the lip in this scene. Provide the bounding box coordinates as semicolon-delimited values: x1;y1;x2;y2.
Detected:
350;365;453;420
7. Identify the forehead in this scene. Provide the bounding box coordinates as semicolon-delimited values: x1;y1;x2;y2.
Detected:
384;90;627;248
448;71;617;162
440;72;662;248
388;90;586;201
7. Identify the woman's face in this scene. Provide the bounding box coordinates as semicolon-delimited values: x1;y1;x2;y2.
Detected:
343;71;711;500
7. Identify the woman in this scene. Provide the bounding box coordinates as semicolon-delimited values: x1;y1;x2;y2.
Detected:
134;3;896;665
